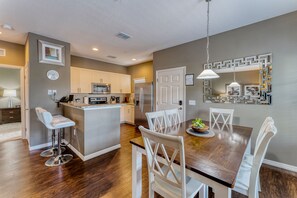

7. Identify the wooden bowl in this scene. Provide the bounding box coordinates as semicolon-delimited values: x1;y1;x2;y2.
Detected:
191;125;209;133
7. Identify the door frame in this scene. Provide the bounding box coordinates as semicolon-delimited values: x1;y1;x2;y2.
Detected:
0;64;26;140
156;66;186;121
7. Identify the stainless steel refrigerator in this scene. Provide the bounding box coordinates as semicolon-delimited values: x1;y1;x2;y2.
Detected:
134;82;153;128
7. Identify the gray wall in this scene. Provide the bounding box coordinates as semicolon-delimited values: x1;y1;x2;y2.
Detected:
153;11;297;166
71;55;128;74
0;68;21;108
27;33;71;146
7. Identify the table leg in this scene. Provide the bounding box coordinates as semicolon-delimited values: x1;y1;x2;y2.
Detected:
132;145;142;198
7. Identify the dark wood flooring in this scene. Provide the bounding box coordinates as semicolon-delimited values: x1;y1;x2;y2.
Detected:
0;124;296;198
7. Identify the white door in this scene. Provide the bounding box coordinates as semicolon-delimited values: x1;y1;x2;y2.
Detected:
156;67;186;121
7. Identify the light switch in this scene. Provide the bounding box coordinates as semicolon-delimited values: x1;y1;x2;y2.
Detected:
189;100;196;106
48;90;53;95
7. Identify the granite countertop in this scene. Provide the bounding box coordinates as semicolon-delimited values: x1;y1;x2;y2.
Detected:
60;102;134;110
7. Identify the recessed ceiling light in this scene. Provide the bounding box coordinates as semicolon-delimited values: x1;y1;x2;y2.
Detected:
132;58;137;61
2;24;14;30
0;32;2;34
92;48;99;51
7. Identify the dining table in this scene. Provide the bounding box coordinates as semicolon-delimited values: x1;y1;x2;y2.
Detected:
130;120;253;198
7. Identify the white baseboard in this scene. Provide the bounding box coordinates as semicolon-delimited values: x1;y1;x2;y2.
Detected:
263;159;297;173
63;139;121;161
29;141;57;151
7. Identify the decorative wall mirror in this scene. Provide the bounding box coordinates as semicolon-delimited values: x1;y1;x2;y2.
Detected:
203;53;272;105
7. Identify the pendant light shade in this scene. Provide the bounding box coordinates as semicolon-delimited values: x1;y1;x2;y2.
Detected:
196;0;219;80
229;65;240;87
229;81;240;87
197;69;219;79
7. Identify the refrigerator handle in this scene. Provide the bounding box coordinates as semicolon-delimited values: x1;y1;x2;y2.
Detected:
140;88;144;112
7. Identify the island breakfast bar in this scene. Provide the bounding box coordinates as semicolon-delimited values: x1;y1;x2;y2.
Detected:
61;102;122;161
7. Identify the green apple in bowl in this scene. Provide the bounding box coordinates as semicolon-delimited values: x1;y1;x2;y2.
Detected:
191;118;209;133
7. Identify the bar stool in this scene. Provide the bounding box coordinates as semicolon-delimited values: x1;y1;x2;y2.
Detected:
35;108;65;157
36;107;75;166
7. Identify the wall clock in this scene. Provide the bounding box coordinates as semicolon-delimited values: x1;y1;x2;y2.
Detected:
47;70;59;80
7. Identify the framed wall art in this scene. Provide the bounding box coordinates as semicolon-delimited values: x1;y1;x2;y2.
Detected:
244;85;260;97
226;84;241;96
185;74;194;86
38;40;65;66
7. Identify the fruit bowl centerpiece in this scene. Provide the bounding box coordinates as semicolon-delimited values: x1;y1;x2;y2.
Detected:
191;118;209;133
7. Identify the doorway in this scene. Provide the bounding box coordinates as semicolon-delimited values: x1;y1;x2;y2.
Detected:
156;66;186;121
0;64;25;142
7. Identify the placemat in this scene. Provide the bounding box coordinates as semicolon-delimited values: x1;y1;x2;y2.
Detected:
186;128;215;138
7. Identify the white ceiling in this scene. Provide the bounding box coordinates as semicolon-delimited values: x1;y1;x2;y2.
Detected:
0;0;297;66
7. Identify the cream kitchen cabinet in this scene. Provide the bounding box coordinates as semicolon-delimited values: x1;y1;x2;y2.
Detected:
71;67;92;93
125;105;134;124
110;73;131;94
120;104;134;124
92;71;111;84
71;67;131;94
120;106;125;123
70;67;81;93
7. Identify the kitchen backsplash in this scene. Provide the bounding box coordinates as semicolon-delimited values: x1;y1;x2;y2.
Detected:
71;93;132;104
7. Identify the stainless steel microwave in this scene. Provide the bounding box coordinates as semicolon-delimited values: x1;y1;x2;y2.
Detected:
91;83;111;94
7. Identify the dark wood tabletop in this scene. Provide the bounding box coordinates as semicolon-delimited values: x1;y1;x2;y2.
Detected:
130;120;253;188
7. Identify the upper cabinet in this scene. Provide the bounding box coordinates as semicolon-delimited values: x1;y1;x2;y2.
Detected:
110;73;131;94
70;67;131;94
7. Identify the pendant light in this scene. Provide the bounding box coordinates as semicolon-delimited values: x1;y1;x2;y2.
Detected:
197;0;219;79
229;66;240;87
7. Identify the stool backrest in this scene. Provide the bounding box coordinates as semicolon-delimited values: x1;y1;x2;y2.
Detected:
35;107;53;129
139;126;187;197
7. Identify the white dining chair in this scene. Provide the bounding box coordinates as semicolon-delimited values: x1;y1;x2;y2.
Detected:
146;111;168;133
165;108;181;127
209;108;234;128
139;126;206;198
233;121;277;198
243;117;275;167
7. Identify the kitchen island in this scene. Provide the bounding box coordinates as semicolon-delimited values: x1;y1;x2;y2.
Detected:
61;102;121;161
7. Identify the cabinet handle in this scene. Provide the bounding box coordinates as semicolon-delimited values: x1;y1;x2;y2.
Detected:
9;116;14;119
9;111;14;114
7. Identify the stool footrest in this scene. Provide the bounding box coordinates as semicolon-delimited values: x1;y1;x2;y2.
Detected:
40;147;66;157
45;154;73;167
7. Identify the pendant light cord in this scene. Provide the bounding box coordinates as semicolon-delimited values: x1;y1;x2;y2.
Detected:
206;0;210;68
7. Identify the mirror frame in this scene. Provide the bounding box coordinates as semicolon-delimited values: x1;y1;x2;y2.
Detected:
203;53;272;105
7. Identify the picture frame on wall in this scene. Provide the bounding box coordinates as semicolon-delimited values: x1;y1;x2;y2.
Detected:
244;85;260;97
185;74;194;86
226;84;241;96
38;40;65;66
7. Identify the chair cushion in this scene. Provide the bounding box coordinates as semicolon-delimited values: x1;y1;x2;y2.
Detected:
152;165;203;198
234;165;251;191
51;116;75;129
242;153;254;168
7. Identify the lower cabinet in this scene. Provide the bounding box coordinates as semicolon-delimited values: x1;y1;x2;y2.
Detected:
120;105;134;125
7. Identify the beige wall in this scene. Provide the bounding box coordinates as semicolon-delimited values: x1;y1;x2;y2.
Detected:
154;11;297;167
127;61;153;92
0;40;25;66
71;55;128;74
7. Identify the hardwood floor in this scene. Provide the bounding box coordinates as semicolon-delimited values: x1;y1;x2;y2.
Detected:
0;124;296;198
